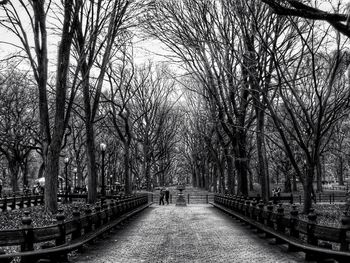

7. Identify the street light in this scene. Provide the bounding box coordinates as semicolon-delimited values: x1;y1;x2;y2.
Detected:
72;167;78;191
64;157;69;202
100;143;106;197
109;174;113;195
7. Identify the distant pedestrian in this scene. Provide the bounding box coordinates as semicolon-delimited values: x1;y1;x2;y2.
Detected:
159;188;165;205
165;188;170;205
276;187;281;196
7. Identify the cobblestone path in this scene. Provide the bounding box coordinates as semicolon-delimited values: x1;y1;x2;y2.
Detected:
71;204;306;263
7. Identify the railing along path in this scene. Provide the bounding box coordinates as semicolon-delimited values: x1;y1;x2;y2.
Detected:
211;194;350;263
0;194;152;263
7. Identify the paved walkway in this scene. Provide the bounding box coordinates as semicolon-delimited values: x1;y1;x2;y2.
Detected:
71;204;306;263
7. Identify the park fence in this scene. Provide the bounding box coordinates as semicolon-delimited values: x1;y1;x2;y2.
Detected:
292;192;347;204
0;194;151;263
0;192;149;212
212;194;350;262
250;192;347;205
152;193;214;204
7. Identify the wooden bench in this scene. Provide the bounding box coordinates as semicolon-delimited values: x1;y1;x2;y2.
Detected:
210;201;350;263
0;196;152;263
0;195;45;211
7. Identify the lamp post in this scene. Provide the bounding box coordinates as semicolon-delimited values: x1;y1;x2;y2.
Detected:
72;168;77;192
64;157;69;202
100;143;106;198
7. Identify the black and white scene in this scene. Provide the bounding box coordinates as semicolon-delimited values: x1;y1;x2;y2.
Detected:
0;0;350;262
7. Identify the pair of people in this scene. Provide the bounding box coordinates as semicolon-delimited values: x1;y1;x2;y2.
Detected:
272;187;281;197
159;188;170;205
272;187;281;204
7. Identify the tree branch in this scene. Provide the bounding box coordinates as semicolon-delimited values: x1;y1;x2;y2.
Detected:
261;0;350;37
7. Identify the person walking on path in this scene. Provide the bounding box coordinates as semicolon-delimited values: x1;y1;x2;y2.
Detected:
159;188;165;205
165;188;170;205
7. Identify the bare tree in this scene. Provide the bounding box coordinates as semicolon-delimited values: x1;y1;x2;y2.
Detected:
145;0;256;195
145;0;283;198
71;0;146;202
103;51;135;195
0;1;82;212
327;122;350;185
0;67;38;191
69;105;87;189
265;23;350;212
132;64;178;190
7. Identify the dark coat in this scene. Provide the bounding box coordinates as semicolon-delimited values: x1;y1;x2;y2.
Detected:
165;190;170;199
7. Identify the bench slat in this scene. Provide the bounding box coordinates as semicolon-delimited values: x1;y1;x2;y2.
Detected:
34;226;60;242
0;230;24;246
314;225;343;242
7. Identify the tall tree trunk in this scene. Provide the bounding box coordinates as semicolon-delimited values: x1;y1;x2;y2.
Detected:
77;163;83;188
192;166;197;187
208;163;213;191
213;163;218;193
21;159;28;187
226;155;234;194
248;168;254;191
44;0;77;213
8;159;19;192
144;142;152;191
338;156;344;185
303;164;315;214
32;0;50;210
204;156;210;190
316;160;323;191
235;129;248;196
80;56;97;203
45;137;63;212
86;123;97;203
195;161;201;187
124;144;131;194
216;156;225;193
256;107;270;201
282;159;292;192
200;160;205;188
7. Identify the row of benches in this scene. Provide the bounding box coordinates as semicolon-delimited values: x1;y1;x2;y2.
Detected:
0;194;45;211
0;194;152;263
0;193;132;211
211;194;350;262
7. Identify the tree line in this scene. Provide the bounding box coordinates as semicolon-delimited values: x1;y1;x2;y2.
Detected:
0;0;183;213
1;0;350;214
144;0;350;213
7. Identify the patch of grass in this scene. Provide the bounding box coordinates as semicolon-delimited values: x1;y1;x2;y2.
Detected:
0;202;91;230
278;203;346;227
